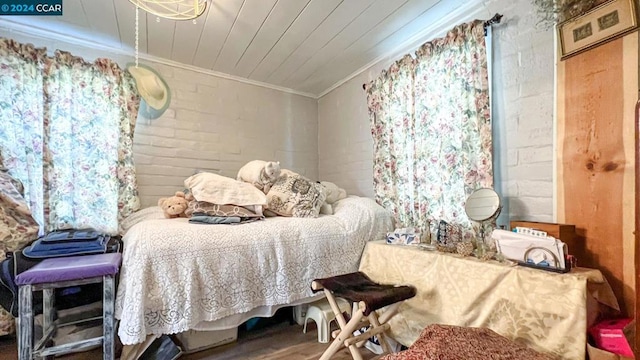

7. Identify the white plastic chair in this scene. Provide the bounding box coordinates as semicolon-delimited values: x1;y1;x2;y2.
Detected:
303;298;351;343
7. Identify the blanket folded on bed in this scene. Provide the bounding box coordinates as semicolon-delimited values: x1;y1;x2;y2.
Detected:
185;201;263;218
188;214;262;225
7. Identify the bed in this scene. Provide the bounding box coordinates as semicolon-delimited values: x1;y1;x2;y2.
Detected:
114;196;393;345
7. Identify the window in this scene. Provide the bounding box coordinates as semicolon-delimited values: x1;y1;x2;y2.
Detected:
0;38;140;234
365;21;493;240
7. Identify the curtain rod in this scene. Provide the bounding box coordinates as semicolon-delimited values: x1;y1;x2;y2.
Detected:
362;13;504;91
484;13;503;30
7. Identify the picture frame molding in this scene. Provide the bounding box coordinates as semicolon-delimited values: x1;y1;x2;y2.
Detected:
558;0;638;60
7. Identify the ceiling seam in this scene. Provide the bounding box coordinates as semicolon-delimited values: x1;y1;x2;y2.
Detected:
300;0;412;85
0;0;485;97
144;11;148;53
212;0;246;69
233;0;279;68
358;1;445;59
246;0;312;78
80;1;89;30
169;15;177;61
0;18;317;99
279;0;378;87
112;0;123;47
190;1;212;64
317;0;486;98
262;0;344;82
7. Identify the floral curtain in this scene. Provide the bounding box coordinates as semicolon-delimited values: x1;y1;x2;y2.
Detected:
0;39;47;231
366;20;493;240
0;38;141;235
368;54;417;228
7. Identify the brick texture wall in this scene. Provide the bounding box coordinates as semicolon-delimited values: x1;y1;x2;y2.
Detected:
3;0;556;222
133;63;318;207
0;32;319;209
318;0;556;225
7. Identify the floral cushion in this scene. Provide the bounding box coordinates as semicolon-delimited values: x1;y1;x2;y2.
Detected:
0;168;40;336
380;324;555;360
266;174;326;218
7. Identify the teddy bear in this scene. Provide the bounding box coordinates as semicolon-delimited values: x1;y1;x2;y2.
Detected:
157;191;189;219
237;160;282;193
319;181;347;215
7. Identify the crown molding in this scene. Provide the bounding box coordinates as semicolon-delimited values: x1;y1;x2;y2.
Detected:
0;18;317;99
317;0;488;98
0;0;492;100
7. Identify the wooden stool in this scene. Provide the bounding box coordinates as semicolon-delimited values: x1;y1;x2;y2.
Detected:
15;253;122;360
311;271;416;360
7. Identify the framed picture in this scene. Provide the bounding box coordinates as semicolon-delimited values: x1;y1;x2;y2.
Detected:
558;0;638;59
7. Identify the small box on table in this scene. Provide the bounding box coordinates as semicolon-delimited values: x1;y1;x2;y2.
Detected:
386;228;421;245
509;221;582;263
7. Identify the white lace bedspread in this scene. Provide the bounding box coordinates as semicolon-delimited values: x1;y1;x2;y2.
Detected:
115;196;393;345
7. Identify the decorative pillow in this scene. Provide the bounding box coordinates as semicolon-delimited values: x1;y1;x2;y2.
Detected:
185;201;262;218
184;172;267;207
266;174;326;218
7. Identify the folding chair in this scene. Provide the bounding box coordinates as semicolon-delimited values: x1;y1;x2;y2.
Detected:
311;271;416;360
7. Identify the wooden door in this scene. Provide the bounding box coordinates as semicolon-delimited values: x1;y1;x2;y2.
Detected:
557;33;637;322
635;92;639;356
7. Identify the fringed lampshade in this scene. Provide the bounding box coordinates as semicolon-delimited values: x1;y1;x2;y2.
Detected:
129;0;207;21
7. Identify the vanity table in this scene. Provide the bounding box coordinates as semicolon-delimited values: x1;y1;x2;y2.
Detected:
358;241;619;360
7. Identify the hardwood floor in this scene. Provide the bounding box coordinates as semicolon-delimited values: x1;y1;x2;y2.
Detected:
182;321;379;360
0;316;380;360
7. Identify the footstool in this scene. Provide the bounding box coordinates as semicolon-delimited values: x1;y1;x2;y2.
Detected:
16;252;122;360
311;271;416;360
303;297;352;343
380;324;556;360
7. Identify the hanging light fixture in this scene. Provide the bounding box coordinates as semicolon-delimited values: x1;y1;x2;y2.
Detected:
127;0;203;118
129;0;207;21
127;4;173;119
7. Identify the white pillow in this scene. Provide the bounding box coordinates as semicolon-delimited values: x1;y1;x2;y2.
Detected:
184;172;267;207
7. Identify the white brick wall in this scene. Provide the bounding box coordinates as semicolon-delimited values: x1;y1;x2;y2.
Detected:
0;30;319;209
2;1;556;222
318;0;556;226
134;65;318;207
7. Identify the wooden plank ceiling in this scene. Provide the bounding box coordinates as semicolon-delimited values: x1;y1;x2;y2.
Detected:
0;0;468;96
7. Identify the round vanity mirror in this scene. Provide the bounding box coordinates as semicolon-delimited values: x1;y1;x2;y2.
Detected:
465;188;501;222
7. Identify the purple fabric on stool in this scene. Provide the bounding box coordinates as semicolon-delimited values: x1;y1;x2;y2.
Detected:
15;253;122;285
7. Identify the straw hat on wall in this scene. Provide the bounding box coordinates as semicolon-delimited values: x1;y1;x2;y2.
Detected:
126;63;171;119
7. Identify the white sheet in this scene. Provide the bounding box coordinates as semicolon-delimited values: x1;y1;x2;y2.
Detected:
114;196;393;345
